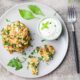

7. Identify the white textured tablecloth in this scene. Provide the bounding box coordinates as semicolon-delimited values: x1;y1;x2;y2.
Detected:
0;0;80;80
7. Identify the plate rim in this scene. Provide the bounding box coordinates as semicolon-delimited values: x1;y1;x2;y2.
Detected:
0;2;69;78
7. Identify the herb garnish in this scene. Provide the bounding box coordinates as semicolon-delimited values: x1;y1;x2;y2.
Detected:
12;44;16;48
4;41;10;46
6;30;10;34
38;57;43;61
8;58;22;70
31;47;40;55
19;9;36;20
5;19;11;22
41;21;49;30
28;5;44;16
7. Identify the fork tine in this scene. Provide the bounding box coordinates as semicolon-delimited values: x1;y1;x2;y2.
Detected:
68;7;70;17
68;7;72;19
73;7;76;18
68;7;70;16
71;7;74;18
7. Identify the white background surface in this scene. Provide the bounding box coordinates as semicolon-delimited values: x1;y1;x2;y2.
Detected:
0;0;80;80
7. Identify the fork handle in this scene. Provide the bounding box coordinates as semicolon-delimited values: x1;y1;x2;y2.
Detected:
72;30;79;73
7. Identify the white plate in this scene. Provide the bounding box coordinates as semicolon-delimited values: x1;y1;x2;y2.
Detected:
0;2;69;78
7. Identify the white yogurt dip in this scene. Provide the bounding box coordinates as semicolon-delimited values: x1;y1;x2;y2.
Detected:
38;18;62;40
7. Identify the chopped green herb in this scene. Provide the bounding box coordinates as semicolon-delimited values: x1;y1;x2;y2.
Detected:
6;30;10;34
36;47;40;53
31;50;36;54
8;58;22;70
38;57;43;61
41;39;46;42
28;5;44;16
32;63;35;66
5;19;11;22
23;37;26;40
49;54;53;59
28;55;33;58
31;47;40;55
12;44;16;48
44;45;50;53
4;41;10;46
28;41;31;46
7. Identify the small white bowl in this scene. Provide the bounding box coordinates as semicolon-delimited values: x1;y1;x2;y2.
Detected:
38;17;62;40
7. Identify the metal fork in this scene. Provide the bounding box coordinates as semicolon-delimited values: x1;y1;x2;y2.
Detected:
67;6;79;73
